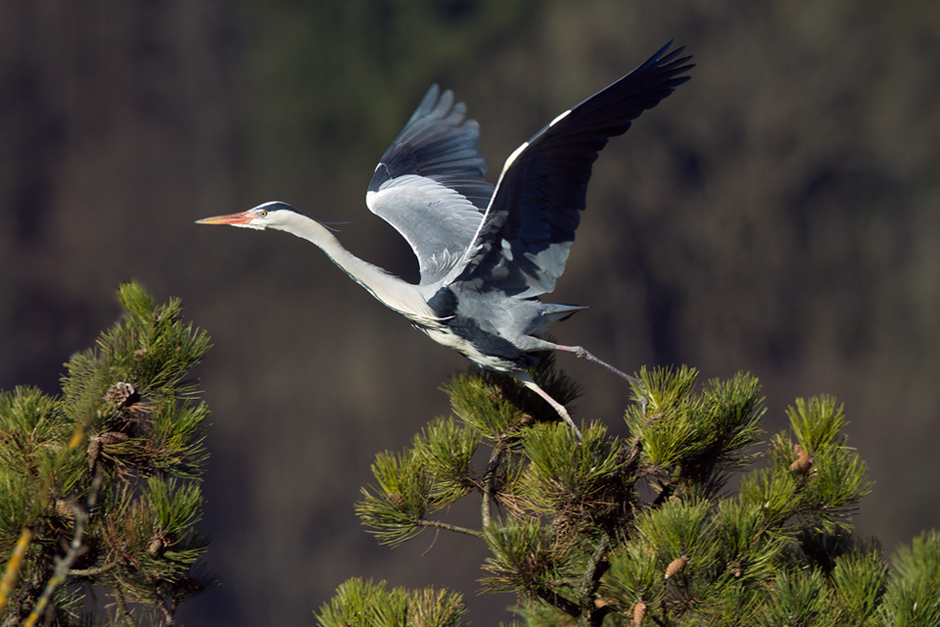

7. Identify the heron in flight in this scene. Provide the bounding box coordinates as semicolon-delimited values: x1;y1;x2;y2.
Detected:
197;42;692;438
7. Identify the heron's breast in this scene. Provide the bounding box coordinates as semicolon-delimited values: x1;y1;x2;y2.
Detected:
413;317;536;373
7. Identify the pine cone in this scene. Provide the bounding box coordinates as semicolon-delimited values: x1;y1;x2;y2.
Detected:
87;438;102;469
789;443;813;473
104;381;140;408
99;431;130;445
665;555;688;579
147;536;166;556
632;600;647;626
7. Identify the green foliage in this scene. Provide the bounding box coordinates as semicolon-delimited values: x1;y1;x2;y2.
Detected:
413;417;480;506
742;397;873;538
356;449;434;546
759;568;832;627
521;422;624;514
625;367;764;497
338;363;940;627
0;282;212;626
880;530;940;625
482;519;568;595
315;578;465;627
830;549;888;624
443;373;531;438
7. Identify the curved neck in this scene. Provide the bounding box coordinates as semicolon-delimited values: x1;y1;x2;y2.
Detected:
273;211;434;319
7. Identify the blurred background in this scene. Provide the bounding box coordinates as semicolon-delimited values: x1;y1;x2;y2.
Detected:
2;0;939;624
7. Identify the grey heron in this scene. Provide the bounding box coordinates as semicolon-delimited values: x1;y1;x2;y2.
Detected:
197;42;692;439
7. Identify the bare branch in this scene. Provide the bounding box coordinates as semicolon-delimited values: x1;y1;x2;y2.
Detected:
417;518;484;539
24;469;104;626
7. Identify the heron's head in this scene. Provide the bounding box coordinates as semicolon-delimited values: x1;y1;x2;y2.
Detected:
195;201;297;231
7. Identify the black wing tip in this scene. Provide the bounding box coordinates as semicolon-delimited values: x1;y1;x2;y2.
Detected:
646;40;694;74
669;75;693;90
641;41;694;91
410;83;463;125
652;40;690;61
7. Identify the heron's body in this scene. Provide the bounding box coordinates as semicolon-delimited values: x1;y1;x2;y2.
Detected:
198;42;692;436
422;284;586;372
247;207;584;373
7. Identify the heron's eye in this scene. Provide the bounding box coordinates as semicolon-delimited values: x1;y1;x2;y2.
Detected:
258;210;267;218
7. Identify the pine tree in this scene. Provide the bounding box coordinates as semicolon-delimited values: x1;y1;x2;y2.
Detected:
0;282;212;627
7;285;938;626
324;358;940;627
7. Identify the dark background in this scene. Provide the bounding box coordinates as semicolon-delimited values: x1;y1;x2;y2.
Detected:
3;1;939;625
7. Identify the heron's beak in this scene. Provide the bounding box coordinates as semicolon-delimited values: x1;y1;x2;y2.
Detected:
195;211;254;226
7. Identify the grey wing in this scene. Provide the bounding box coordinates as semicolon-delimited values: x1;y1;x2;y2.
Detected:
450;42;693;297
366;85;495;286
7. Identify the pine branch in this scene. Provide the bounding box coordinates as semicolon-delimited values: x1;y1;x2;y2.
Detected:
67;562;120;577
481;438;507;528
23;469;103;627
0;282;213;625
343;362;940;627
112;586;140;627
416;519;483;539
530;585;580;619
577;533;612;627
577;533;611;600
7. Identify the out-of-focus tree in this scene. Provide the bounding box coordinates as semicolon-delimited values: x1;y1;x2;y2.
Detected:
0;283;212;626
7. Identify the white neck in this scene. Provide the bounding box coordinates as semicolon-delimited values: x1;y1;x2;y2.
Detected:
272;211;435;320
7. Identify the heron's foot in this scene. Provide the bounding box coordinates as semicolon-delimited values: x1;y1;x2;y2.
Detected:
514;372;583;441
561;345;641;386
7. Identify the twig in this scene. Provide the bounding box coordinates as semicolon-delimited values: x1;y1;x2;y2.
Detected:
23;469;104;627
68;561;120;577
481;416;529;527
112;585;140;627
481;439;507;527
578;533;610;598
416;518;483;539
0;528;33;615
156;595;175;626
578;533;612;627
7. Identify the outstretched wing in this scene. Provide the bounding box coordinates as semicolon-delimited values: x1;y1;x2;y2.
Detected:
449;42;693;297
366;85;495;285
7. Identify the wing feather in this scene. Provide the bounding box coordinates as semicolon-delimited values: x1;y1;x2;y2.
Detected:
366;85;495;285
450;41;693;297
